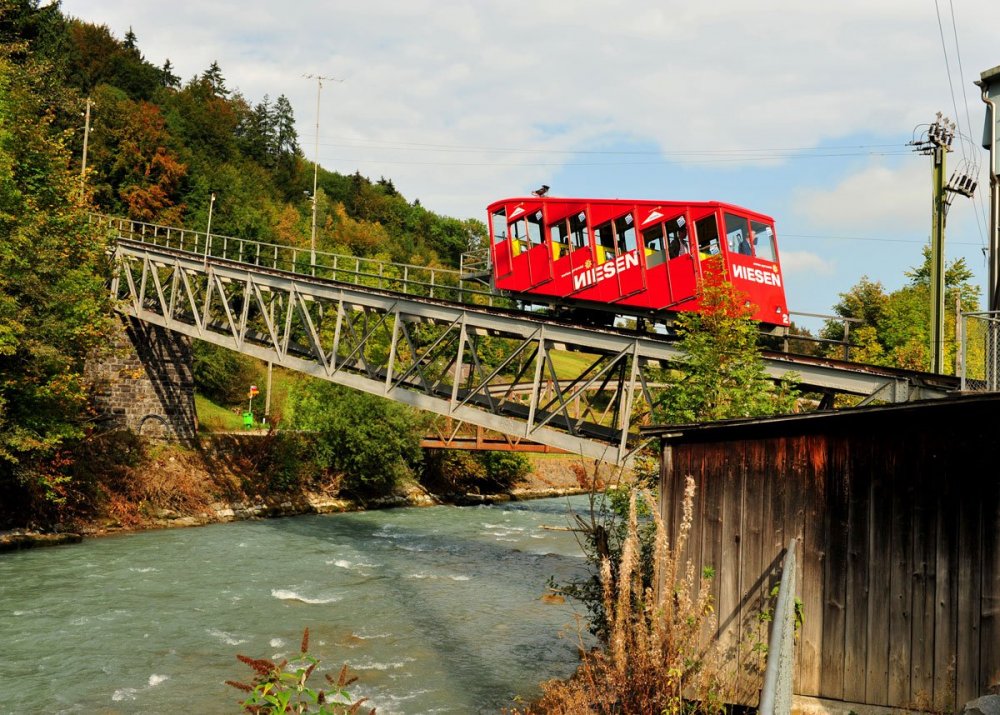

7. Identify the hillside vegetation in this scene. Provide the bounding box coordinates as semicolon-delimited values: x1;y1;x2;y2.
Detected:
0;1;509;528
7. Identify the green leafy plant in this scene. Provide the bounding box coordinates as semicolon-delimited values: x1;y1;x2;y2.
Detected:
227;628;375;714
655;258;798;425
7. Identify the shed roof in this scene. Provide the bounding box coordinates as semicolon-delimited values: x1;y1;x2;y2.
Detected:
641;391;1000;444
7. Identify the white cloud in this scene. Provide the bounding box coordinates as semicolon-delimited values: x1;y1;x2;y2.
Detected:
790;162;929;234
779;250;836;276
59;0;1000;220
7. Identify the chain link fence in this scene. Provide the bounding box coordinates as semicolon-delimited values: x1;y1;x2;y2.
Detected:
960;311;1000;391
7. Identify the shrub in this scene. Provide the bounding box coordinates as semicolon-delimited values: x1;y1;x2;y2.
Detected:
421;450;531;494
477;451;530;491
291;380;424;497
530;478;723;714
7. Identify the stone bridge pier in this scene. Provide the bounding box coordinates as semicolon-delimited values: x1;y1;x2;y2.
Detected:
87;316;198;444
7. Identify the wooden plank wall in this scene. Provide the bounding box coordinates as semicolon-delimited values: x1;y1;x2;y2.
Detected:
659;409;1000;711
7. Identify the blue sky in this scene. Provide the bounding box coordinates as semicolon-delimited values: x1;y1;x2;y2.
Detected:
59;0;1000;331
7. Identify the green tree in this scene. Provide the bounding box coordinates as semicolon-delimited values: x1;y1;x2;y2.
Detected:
191;341;260;406
656;260;798;424
290;380;425;496
822;246;980;372
0;46;116;514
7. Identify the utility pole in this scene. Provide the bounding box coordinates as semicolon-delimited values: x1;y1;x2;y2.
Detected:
303;74;341;270
80;97;93;203
979;65;1000;313
910;114;976;373
203;192;216;267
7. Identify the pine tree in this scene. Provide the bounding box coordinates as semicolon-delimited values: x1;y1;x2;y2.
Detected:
160;58;179;89
201;60;228;97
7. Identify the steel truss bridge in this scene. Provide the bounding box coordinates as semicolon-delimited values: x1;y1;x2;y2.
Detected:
100;216;957;464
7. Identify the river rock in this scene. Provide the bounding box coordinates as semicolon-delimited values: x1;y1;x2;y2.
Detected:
964;695;1000;715
0;532;83;552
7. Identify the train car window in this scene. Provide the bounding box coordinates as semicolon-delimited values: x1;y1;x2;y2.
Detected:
642;224;667;269
527;210;544;245
594;220;615;265
491;208;507;243
665;216;689;259
569;212;588;251
725;213;752;256
550;222;569;245
550;220;569;260
750;219;776;261
509;218;531;254
615;213;637;254
695;216;721;257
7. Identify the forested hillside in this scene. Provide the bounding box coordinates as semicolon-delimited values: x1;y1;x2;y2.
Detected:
3;1;485;265
0;1;496;527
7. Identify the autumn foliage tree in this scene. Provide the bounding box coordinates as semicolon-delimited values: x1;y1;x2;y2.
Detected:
656;259;798;424
0;43;116;520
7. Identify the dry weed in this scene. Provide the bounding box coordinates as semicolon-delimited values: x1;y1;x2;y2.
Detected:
528;475;724;714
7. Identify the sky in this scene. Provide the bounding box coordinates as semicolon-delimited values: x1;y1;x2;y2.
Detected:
59;0;1000;331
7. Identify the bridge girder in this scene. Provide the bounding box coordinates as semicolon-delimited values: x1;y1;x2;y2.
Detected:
111;237;954;464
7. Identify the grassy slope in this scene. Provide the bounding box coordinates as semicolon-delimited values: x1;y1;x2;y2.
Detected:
196;364;303;432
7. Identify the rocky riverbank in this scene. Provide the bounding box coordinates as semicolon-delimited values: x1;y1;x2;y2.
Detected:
1;452;613;550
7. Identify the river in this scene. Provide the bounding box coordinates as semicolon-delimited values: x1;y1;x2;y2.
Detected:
0;496;595;714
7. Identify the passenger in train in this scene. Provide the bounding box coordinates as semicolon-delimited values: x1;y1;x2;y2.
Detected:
668;226;690;259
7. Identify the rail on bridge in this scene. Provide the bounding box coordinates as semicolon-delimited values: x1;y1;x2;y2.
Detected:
97;215;957;464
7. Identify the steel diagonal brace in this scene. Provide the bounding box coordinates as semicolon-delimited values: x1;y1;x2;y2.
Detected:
168;260;180;320
235;277;252;350
119;255;141;314
137;256;149;310
212;273;241;343
251;282;281;354
460;334;503;411
617;343;642;455
531;346;632;436
393;317;463;393
147;261;171;318
178;265;205;334
394;318;438;391
332;304;397;379
292;288;330;374
424;331;465;395
201;268;215;334
497;343;541;404
453;328;543;413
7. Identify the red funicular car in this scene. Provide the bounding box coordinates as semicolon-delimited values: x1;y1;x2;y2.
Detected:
488;196;790;327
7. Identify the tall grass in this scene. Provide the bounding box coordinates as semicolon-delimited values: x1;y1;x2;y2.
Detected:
530;476;724;714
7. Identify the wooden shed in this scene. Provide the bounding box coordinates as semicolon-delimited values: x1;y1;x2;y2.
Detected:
646;394;1000;711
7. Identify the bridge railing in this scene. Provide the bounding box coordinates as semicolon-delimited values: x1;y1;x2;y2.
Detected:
91;214;500;307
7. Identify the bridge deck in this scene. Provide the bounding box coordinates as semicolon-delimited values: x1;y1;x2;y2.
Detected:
102;216;957;462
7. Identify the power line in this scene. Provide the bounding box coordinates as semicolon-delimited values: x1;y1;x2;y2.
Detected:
947;0;990;249
322;150;913;169
299;137;907;157
782;232;981;247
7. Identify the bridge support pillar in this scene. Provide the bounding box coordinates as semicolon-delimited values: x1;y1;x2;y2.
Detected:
87;316;198;444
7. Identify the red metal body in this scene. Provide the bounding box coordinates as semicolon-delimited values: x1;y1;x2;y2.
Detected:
488;196;790;326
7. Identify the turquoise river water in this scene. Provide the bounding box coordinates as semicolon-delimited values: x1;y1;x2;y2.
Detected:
0;496;594;714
